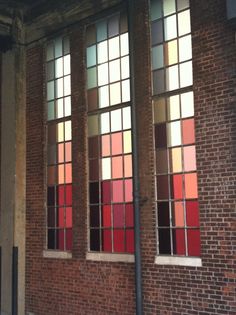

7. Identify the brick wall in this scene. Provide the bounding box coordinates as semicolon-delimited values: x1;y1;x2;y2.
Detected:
25;0;236;314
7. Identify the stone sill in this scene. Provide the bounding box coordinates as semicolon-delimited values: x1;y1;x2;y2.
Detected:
155;255;202;267
86;252;135;263
43;250;72;259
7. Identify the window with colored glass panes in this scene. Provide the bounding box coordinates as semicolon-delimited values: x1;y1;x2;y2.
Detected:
150;0;201;256
46;37;72;251
86;13;134;253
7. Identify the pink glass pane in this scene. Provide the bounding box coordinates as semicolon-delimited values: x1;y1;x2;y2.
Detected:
89;159;99;181
103;230;112;252
112;156;123;179
113;204;124;228
172;174;183;199
65;184;72;205
111;132;123;155
173;201;184;226
101;135;110;157
187;229;201;256
65;207;72;227
66;229;72;250
183;145;196;172
112;180;124;202
156;175;168;199
58;164;64;184
58;185;65;206
102;181;111;203
58;207;64;227
58;230;64;250
113;230;125;252
185;173;198;199
126;230;134;253
58;143;64;163
65;142;71;162
125;203;134;227
186;201;199;227
103;205;111;227
89;136;98;158
65;163;72;183
48;166;56;185
173;229;185;255
124;154;132;177
182;118;195;145
124;179;133;202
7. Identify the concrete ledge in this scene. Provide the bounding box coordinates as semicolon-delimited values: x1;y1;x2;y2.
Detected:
155;256;202;267
43;250;72;259
86;252;134;263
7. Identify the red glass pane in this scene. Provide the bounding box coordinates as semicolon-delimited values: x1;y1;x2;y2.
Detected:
124;154;132;177
111;132;123;155
125;203;134;227
182;118;195;145
66;229;72;250
172;201;184;227
89;136;99;158
156;175;169;199
103;230;112;252
124;179;132;202
58;208;64;227
101;135;110;157
58;143;64;163
187;229;201;256
186;201;199;227
58;230;64;250
185;173;198;199
173;229;186;255
112;180;124;202
112;156;123;179
101;181;111;203
89;159;99;180
65;142;71;162
65;184;72;205
113;230;125;252
65;207;72;227
58;185;65;206
113;204;124;228
126;230;134;253
102;205;111;227
65;163;72;183
171;174;183;199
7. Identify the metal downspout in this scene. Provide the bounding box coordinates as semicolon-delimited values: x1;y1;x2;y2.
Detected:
127;1;143;314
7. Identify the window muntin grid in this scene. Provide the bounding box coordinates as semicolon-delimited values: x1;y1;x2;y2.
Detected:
46;37;72;251
151;0;201;257
87;13;134;254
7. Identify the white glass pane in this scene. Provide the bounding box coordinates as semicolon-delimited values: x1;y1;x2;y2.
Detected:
120;33;129;56
123;130;132;153
177;0;189;11
111;109;122;132
167;121;181;147
109;59;120;83
55;38;63;58
64;75;71;96
55;57;63;78
46;43;54;61
101;112;110;134
102;158;111;180
58;122;64;142
164;15;177;41
64;96;71;117
47;81;54;100
97;41;108;64
56;98;64;119
181;91;194;118
121;56;130;79
65;121;72;141
167;95;180;120
163;0;176;16
109;37;120;60
98;63;108;86
56;78;63;98
123;106;131;129
87;45;96;67
122;79;130;103
180;61;192;87
64;55;71;75
179;35;192;62
178;10;191;36
166;65;179;91
110;82;121;105
99;86;109;108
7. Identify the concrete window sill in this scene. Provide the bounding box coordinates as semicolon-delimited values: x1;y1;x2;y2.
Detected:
155;255;202;267
86;252;135;263
43;250;72;259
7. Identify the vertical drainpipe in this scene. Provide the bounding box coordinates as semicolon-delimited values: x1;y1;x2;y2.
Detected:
127;1;143;314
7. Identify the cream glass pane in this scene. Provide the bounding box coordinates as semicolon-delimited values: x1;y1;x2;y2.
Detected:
165;40;178;65
181;91;194;118
65;121;72;141
164;15;177;41
110;82;121;105
56;78;63;98
111;109;122;132
167;121;181;147
101;112;110;134
167;95;180;121
109;37;120;60
163;0;176;16
109;59;120;83
120;33;129;56
55;57;63;78
88;115;99;136
123;131;132;153
152;45;164;70
98;63;109;86
170;147;182;172
179;35;192;62
64;55;71;75
46;43;54;61
121;56;130;79
177;0;189;11
47;81;54;101
64;75;71;96
64;96;71;117
99;86;109;108
55;38;63;58
178;10;191;36
57;122;64;142
87;45;96;67
97;41;108;64
122;79;130;103
102;158;111;180
87;67;97;89
153;98;166;123
56;98;64;119
180;61;192;88
123;106;131;129
166;65;179;91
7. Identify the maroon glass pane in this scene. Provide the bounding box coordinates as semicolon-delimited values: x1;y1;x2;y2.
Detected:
47;207;55;227
173;229;186;255
65;207;72;228
182;118;195;145
48;124;57;144
57;185;65;206
155;123;167;148
111;132;123;155
156;149;168;174
65;184;72;205
47;229;55;249
113;204;124;228
58;207;64;227
156;175;169;199
125;203;134;227
186;201;199;227
89;136;99;159
90;229;100;251
90;206;100;227
187;229;201;256
101;181;111;203
66;228;72;250
87;88;98;111
48;145;56;164
89;182;99;204
47;166;56;185
124;179;132;202
171;174;183;199
58;229;65;250
103;230;112;252
126;230;134;253
157;202;170;226
89;159;99;181
158;228;171;254
102;205;111;227
112;180;124;202
47;186;55;206
113;230;125;252
152;20;163;45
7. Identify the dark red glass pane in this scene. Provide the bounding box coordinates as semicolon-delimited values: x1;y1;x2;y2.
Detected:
187;229;201;256
125;203;134;227
113;230;125;252
58;229;64;250
103;230;112;252
89;182;99;204
173;229;186;255
155;123;167;148
124;179;132;202
47;229;55;249
126;230;134;253
65;184;72;205
113;204;124;228
157;202;170;226
182;118;195;145
57;208;64;227
158;229;171;254
101;181;111;203
87;88;98;111
89;136;99;159
90;206;100;227
90;229;100;251
66;229;72;250
47;207;55;227
47;186;55;206
57;185;65;206
65;207;72;228
171;174;183;199
186;201;199;227
156;175;169;199
102;205;111;227
89;159;99;181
